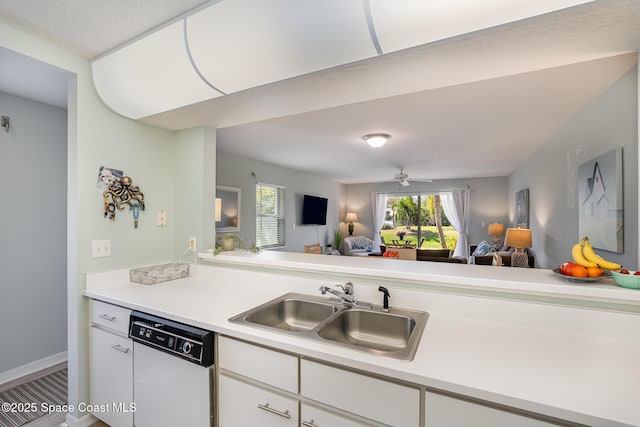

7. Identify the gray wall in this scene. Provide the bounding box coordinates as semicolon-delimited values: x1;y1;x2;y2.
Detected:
0;92;67;372
216;151;345;252
344;177;509;248
510;65;638;269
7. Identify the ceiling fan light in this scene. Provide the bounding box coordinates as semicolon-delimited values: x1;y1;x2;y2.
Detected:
363;133;390;148
400;179;410;187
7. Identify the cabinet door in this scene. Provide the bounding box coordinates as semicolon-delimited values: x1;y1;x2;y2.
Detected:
90;326;133;427
425;392;556;427
301;403;371;427
218;374;298;427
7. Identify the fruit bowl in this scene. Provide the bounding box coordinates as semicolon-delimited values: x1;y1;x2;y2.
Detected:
551;267;605;283
610;271;640;289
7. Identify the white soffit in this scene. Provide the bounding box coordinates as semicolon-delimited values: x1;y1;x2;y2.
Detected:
369;0;596;53
91;0;597;120
92;20;222;119
186;0;377;94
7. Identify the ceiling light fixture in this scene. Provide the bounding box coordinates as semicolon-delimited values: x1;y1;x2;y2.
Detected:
363;133;390;148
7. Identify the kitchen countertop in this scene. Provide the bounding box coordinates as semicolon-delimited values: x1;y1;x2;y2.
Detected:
85;254;640;427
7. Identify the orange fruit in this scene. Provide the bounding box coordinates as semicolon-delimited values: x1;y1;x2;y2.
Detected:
572;265;588;278
587;266;603;277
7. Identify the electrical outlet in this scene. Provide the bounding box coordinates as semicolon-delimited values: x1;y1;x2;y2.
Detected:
92;240;111;258
189;236;197;252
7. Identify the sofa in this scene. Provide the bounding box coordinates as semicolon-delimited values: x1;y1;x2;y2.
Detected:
341;235;379;256
416;248;467;264
469;244;535;267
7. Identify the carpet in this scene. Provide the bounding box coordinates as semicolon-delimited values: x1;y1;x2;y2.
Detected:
0;369;67;427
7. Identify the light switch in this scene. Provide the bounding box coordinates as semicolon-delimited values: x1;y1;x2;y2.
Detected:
157;210;167;226
92;240;111;258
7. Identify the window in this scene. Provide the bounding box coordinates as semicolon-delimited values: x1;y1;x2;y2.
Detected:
381;194;458;249
256;183;285;248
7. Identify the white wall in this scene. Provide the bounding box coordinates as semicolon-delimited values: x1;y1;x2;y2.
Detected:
510;65;638;269
344;177;509;247
0;92;67;373
173;126;216;258
0;21;179;421
216;151;345;251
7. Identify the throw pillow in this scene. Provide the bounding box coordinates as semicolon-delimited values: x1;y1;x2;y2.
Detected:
472;240;491;256
352;236;369;250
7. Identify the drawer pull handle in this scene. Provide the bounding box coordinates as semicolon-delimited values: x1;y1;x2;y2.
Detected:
110;344;130;354
98;314;116;321
257;403;291;419
302;420;318;427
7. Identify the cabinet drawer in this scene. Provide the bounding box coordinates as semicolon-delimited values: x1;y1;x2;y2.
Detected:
219;336;298;393
90;299;132;335
301;403;370;427
301;359;420;426
425;392;556;427
219;374;298;426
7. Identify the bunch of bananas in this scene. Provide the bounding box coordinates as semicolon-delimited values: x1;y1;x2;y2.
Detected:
571;237;621;270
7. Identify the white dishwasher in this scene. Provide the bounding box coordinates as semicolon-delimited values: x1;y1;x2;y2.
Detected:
129;311;214;427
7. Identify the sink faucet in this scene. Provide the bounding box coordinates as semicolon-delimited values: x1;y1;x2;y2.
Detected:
378;286;391;312
319;282;355;306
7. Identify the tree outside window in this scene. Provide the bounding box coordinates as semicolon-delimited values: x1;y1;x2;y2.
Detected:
381;195;457;249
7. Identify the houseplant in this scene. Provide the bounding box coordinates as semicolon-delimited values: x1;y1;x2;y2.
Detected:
214;234;260;255
333;229;343;253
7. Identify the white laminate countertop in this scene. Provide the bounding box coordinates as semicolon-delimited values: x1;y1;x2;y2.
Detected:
85;255;640;427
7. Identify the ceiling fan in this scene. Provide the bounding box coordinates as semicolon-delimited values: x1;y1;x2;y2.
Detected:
391;168;432;187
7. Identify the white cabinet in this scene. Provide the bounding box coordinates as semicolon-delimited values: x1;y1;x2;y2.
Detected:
89;299;133;427
90;326;133;427
301;359;420;426
91;299;131;335
425;392;557;427
301;403;371;427
218;336;299;427
218;335;297;392
219;375;298;426
218;336;419;427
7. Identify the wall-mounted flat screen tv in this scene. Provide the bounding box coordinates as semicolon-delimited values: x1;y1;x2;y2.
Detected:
302;195;328;225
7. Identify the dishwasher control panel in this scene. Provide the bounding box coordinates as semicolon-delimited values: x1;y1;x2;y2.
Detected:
129;311;214;366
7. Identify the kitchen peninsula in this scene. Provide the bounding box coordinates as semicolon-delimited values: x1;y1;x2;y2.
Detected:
85;251;640;427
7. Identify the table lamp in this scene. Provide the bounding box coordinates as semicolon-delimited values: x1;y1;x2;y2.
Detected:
345;212;358;236
504;228;532;268
487;223;505;244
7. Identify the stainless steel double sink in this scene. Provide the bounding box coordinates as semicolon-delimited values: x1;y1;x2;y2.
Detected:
229;292;428;361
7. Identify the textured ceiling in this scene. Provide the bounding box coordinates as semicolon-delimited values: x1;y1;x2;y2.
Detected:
0;0;638;183
0;0;212;58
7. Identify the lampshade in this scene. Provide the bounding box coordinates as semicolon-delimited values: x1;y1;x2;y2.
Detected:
504;228;532;249
362;133;390;148
487;223;505;237
215;197;222;222
345;212;358;222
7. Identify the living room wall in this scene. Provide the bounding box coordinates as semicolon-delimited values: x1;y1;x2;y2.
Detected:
510;64;639;269
216;151;345;252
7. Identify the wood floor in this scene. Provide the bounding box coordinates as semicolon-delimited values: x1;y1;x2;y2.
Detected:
89;421;109;427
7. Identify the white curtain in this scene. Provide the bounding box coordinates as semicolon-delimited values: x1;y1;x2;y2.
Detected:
440;188;470;258
371;193;387;251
